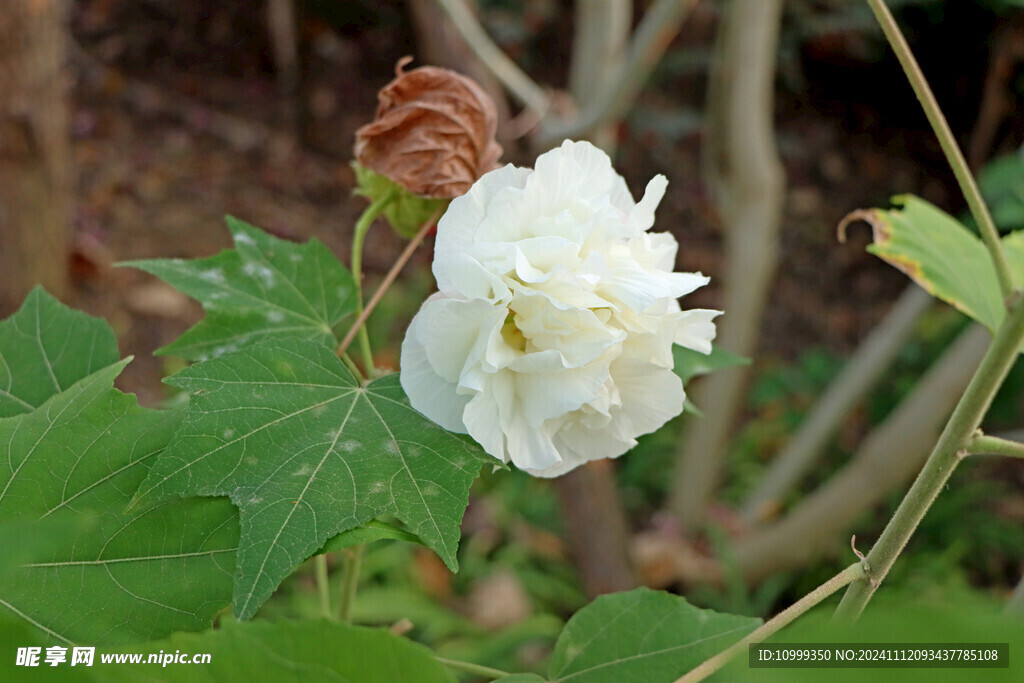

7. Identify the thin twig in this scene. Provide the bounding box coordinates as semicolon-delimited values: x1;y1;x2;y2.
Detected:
537;0;700;146
677;562;867;682
336;209;441;357
433;0;549;115
866;0;1015;301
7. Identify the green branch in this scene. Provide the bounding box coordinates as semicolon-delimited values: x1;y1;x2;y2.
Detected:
966;433;1024;460
835;300;1024;620
866;0;1015;301
350;190;396;380
678;562;868;682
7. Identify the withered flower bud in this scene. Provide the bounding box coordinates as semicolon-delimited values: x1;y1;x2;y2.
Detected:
354;57;502;200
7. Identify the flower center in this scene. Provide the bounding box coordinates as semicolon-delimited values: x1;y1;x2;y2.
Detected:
501;312;527;353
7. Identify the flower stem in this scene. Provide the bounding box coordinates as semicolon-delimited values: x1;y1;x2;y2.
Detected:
966;433;1024;459
866;0;1015;302
338;544;364;624
434;657;512;679
677;562;867;682
337;208;441;357
835;298;1024;620
350;190;397;380
314;554;332;619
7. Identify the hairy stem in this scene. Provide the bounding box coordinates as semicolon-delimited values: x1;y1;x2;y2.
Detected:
338;544;364;624
835;300;1024;619
678;562;867;682
337;208;441;357
350;191;396;379
966;433;1024;459
866;0;1014;301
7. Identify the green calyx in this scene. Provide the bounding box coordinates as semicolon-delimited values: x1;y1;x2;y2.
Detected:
352;163;449;238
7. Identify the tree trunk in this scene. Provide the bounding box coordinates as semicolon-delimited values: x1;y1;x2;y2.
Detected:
0;0;71;314
568;0;632;155
669;0;785;530
555;459;638;596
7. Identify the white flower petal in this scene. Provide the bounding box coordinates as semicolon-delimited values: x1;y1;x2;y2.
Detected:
505;415;562;471
528;140;630;216
416;295;505;382
627;175;667;234
463;389;507;462
609;357;685;437
399;139;717;478
513;362;610;428
674;309;721;354
400;311;472;433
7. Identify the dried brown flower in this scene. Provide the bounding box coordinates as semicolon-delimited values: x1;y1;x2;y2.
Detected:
354;57;502;199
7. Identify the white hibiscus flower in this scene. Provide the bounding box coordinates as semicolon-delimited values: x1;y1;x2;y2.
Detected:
400;140;719;477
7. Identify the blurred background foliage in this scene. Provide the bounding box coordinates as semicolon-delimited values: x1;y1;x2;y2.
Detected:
3;0;1024;677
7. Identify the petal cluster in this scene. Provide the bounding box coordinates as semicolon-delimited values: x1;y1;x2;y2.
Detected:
401;140;719;477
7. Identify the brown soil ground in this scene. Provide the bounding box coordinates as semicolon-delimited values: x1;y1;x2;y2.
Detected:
63;0;1021;411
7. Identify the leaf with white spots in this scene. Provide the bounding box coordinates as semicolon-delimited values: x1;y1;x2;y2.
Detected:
121;217;357;361
0;360;239;645
133;338;493;620
0;287;119;418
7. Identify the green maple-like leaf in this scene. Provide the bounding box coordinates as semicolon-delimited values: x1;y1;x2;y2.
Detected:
133;338;492;620
121;217;357;361
0;287;119;418
545;587;760;682
0;361;238;645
